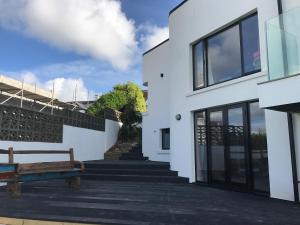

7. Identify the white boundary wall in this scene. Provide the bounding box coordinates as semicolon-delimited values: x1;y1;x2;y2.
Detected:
0;119;121;164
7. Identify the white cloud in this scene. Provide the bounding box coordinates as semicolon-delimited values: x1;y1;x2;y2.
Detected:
20;71;94;102
140;25;169;51
0;0;137;70
1;58;143;102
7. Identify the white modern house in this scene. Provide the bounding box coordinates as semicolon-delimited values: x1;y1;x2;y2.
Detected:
142;0;300;203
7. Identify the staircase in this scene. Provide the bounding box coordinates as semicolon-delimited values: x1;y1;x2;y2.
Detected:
82;161;189;183
104;142;148;161
119;144;148;160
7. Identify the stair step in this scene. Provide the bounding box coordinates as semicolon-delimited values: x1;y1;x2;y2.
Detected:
85;168;178;176
82;174;189;183
84;162;170;170
119;156;148;161
126;152;143;156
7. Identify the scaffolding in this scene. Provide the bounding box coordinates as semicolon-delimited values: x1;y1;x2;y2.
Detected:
0;75;75;114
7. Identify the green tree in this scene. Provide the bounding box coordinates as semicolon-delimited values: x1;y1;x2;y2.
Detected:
118;102;142;143
87;82;146;117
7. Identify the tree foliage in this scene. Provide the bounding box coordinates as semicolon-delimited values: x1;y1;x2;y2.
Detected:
87;82;146;117
118;102;142;143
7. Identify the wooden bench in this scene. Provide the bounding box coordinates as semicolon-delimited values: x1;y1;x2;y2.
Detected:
0;148;84;197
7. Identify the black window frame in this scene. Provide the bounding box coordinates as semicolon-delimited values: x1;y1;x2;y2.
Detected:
161;128;170;150
192;12;261;91
193;100;269;194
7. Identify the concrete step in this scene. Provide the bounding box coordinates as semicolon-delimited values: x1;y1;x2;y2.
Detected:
119;156;149;161
85;168;178;176
82;174;189;183
84;162;170;170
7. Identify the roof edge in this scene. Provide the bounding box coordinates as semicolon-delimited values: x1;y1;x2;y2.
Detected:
142;39;170;56
169;0;188;16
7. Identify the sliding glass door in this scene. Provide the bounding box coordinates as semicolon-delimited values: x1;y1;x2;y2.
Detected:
194;101;269;193
249;102;269;192
209;110;225;183
228;106;247;185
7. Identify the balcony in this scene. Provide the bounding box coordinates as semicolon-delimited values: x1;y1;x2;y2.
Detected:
258;7;300;112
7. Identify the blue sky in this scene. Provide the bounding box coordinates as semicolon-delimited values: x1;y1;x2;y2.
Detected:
0;0;181;101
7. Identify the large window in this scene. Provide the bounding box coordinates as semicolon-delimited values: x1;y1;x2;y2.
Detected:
193;13;261;90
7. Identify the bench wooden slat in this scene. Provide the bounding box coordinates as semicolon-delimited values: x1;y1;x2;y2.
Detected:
13;150;71;154
17;161;74;173
19;168;82;175
19;170;82;182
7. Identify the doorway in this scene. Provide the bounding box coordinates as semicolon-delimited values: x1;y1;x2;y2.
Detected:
194;101;269;193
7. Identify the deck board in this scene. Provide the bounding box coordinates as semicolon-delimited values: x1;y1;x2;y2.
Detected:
0;180;299;225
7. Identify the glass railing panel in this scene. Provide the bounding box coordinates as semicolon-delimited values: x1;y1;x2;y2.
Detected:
266;7;300;81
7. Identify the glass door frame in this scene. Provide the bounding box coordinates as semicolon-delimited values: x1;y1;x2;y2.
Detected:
194;100;269;193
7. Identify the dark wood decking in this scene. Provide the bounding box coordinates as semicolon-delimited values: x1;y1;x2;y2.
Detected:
0;179;300;225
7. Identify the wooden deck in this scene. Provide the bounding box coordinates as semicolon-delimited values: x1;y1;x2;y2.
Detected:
0;179;300;225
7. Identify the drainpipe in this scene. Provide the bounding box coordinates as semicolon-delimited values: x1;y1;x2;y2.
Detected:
277;0;299;203
287;113;299;203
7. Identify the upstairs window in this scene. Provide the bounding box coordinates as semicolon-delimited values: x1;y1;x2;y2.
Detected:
193;13;261;90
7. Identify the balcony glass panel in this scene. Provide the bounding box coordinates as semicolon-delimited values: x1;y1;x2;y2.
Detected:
267;7;300;80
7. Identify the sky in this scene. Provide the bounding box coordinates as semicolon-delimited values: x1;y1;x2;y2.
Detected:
0;0;182;101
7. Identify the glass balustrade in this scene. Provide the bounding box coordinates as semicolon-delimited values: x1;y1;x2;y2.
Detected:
267;7;300;80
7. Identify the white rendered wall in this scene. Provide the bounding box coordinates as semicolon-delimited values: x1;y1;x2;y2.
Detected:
0;120;120;164
168;0;279;181
258;74;300;108
142;41;170;162
265;110;294;201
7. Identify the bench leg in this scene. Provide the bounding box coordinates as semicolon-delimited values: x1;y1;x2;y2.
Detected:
7;182;21;197
66;177;80;189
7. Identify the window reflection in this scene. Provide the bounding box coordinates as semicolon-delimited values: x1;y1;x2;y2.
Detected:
249;102;269;192
209;111;225;182
242;15;261;73
228;107;246;184
208;25;242;85
193;42;204;89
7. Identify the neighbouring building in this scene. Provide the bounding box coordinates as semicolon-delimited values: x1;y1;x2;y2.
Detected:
142;0;300;202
